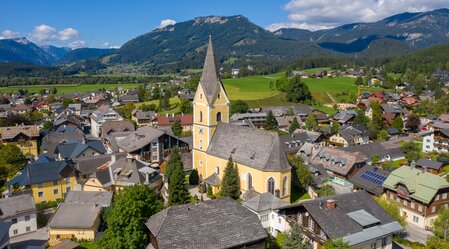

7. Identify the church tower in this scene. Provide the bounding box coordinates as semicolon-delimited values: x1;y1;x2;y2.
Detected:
192;37;230;179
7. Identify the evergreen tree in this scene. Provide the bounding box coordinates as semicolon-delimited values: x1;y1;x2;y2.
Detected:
265;110;278;131
98;184;163;249
179;99;193;114
165;148;182;182
168;161;191;205
305;113;318;131
289;117;300;134
220;157;240;199
159;90;170;111
370;101;384;132
352;110;370;127
171;119;183;137
282;223;312;249
391;116;404;133
331;122;340;134
189;169;199;185
354;76;363;86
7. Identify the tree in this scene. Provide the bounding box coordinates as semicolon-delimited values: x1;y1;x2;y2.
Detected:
371;155;380;165
171;119;183;137
42;121;54;131
370;101;383;132
406;114;421;132
401;141;420;162
286;77;313;103
305;113;318;131
189;169;199;185
158;90;171;111
323;239;351;249
282;223;312;249
140;103;157;111
434;206;449;241
289;117;300;134
51;87;57;94
185;76;200;92
117;103;136;120
377;129;389;141
289;156;313;189
426;235;449;249
62;98;74;108
46;94;55;104
230;100;249;115
354;76;363;86
179;99;193;114
265;110;278;131
168;150;191;205
137;87;148;102
165;148;182;182
331;122;340;134
220;157;240;199
374;197;407;227
317;185;336;197
98;184;162;249
352;110;370;127
391;116;404;133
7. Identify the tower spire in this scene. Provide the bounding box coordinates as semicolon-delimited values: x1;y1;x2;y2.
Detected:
199;36;221;104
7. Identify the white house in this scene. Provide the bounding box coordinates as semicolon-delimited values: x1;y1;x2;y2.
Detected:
90;105;123;138
242;192;289;237
0;195;37;237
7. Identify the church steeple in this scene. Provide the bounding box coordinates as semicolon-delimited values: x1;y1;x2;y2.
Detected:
199;36;222;104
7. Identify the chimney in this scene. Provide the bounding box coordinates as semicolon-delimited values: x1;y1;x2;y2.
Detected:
326;199;336;209
145;172;150;184
111;153;116;163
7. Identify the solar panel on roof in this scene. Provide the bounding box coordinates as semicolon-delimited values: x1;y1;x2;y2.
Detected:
361;170;386;185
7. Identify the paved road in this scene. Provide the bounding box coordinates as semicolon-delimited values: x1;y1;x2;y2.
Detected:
404;224;432;244
382;131;431;149
10;227;48;249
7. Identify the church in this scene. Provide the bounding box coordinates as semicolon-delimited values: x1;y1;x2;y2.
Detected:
192;37;291;202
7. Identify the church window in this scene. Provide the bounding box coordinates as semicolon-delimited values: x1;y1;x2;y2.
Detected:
267;177;275;194
247;173;253;190
282;176;288;197
216;112;222;122
216;166;220;176
199;111;203;122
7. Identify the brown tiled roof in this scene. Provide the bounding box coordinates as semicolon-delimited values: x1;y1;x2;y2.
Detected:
156;114;193;126
0;124;39;140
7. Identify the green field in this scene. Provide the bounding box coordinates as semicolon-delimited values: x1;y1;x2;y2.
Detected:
0;83;141;94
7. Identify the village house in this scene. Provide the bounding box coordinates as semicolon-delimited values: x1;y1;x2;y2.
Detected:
383;166;449;229
0;195;37;237
278;191;403;249
153;113;193;132
230;112;267;129
329;125;369;147
349;165;390;196
90;105;123;138
145;197;267;249
55;139;106;161
7;158;76;203
415;158;444;175
280;130;325;154
422;128;449;153
242;192;289;237
0;124;40;157
131;109;156;126
99;120;135;142
193;38;291;202
48;203;101;246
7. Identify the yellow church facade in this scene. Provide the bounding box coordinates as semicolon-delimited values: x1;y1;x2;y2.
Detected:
192;37;291;202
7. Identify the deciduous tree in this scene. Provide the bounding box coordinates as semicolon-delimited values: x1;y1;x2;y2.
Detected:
305;113;318;131
282;223;312;249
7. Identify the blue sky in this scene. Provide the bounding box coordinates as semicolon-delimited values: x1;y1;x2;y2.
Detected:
1;0;448;48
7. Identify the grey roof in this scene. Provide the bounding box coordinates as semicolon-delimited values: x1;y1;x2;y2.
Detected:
42;131;84;155
416;158;443;170
57;139;106;159
48;240;79;249
349;165;390;196
0;194;36;220
48;203;101;229
100;120;135;139
110;157;159;186
279;191;401;240
312;147;367;176
199;37;225;105
65;191;113;207
107;131;135;152
203;173;221;186
207;123;291;172
346;209;380;227
117;126;165;153
242;192;289;212
0;221;11;245
8;161;72;187
145;197;267;249
343;221;403;246
73;154;114;175
343;141;404;160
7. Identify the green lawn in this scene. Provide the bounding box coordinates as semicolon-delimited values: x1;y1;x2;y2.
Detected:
136;97;181;114
78;242;97;249
291;185;311;203
303;67;332;74
0;83;141;94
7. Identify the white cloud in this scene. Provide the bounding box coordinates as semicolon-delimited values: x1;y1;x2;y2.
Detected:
31;24;57;42
268;0;449;31
158;19;176;28
69;40;86;49
0;29;20;39
58;28;79;41
101;42;120;49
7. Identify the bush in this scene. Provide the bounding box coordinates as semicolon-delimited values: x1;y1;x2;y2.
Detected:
189;169;199;185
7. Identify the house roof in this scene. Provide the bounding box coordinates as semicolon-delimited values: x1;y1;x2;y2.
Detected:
0;221;12;245
117;126;165;153
42;130;84;155
349;165;390;196
156;114;193;126
65;191;113;207
48;240;79;249
383;166;449;204
342;142;404;160
48;203;101;229
7;160;73;187
145;197;267;249
207;123;291;172
198;37;225;105
57;139;106;159
100;120;135;139
279;191;402;243
73;154;116;175
416;158;443;170
312;147;367;176
0;124;39;140
110;157;157;186
242;192;289;212
0;194;36;220
203;173;220;186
